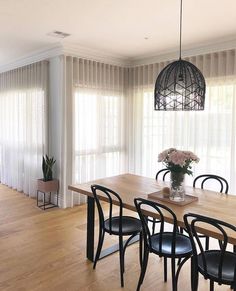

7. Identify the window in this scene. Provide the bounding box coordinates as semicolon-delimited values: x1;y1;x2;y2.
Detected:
139;82;236;191
74;88;126;184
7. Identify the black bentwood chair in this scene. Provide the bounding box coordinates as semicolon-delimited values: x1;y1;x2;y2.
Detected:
193;174;229;251
150;169;171;235
91;184;142;287
193;174;229;194
134;198;192;291
184;213;236;291
155;168;170;181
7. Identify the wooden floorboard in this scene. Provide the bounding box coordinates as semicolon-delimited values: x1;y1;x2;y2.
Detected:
0;184;231;290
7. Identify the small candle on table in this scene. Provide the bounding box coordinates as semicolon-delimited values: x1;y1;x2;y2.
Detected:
162;187;170;198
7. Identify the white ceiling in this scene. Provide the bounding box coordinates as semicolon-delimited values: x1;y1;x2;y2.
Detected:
1;0;236;66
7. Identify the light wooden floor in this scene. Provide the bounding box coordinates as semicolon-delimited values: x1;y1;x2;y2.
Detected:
0;184;231;291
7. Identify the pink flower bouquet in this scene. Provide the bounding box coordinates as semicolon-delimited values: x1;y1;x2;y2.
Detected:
158;148;199;175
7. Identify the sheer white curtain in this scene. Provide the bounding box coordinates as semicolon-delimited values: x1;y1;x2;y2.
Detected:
71;58;127;204
128;50;236;193
0;61;48;197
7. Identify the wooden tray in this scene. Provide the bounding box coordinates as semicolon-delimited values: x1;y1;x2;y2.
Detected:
147;191;198;206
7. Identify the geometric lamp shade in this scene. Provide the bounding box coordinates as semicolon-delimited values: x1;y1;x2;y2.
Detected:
154;59;206;110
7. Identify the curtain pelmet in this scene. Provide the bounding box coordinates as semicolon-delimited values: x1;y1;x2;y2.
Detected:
129;49;236;88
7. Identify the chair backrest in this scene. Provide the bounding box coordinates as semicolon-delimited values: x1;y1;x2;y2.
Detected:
193;174;229;194
134;198;178;254
91;184;123;234
184;213;236;282
155;168;170;181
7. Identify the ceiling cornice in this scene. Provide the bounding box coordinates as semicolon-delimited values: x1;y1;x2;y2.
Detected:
62;43;130;67
128;37;236;67
1;36;236;73
0;42;130;73
0;44;63;73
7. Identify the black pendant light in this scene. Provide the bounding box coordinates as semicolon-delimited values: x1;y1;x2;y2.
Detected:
154;0;206;111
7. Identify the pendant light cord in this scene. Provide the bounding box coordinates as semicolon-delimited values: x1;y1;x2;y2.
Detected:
179;0;183;60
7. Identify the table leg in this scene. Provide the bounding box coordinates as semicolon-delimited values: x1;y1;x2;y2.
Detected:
87;196;95;262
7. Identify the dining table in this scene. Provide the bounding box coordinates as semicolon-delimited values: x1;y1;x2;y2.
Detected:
68;173;236;262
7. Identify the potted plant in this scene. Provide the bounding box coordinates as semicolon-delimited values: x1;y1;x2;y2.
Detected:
37;155;59;193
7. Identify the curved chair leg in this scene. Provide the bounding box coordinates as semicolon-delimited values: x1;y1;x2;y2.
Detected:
93;229;105;269
164;257;167;282
139;232;143;268
210;280;214;291
123;232;140;272
123;232;138;254
191;257;199;291
176;256;191;284
177;257;181;266
137;249;149;291
171;258;177;291
119;235;124;287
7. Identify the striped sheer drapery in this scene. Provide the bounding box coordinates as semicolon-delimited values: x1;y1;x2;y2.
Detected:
67;57;127;205
0;61;48;197
128;50;236;193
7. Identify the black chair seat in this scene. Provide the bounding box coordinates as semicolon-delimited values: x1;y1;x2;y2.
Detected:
104;216;142;235
150;232;192;258
198;250;236;284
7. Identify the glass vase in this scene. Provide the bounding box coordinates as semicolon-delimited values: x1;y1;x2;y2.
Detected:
170;171;185;202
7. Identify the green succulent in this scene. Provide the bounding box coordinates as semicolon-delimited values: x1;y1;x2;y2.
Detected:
42;155;56;181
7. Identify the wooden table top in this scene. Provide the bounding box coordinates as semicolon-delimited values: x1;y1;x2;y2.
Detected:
68;173;236;244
